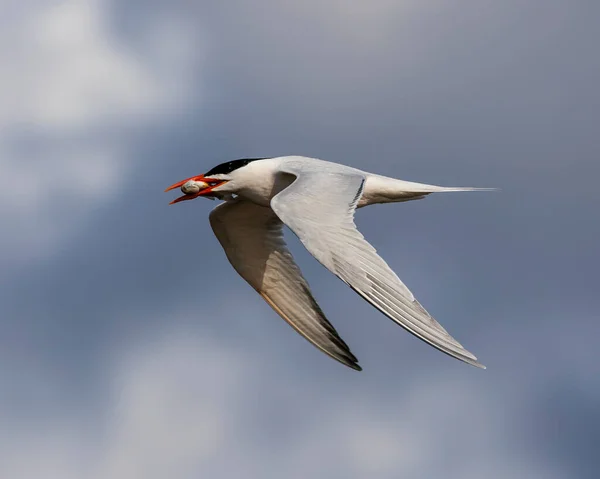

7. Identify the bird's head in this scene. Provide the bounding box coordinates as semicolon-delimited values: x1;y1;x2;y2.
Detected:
165;158;267;204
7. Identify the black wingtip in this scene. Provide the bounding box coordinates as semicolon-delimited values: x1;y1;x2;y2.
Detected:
346;361;363;372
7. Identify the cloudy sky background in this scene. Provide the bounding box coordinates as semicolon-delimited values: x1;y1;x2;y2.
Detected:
1;1;598;478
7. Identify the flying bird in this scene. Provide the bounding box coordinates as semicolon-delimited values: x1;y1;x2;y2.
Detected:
165;156;492;371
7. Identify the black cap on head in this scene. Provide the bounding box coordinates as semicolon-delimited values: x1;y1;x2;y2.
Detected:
204;158;269;177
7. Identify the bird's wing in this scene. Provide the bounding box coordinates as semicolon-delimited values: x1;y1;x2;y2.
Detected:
270;166;485;368
209;199;361;370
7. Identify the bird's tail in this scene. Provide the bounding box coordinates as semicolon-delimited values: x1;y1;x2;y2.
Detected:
362;176;497;206
430;186;498;193
385;177;497;193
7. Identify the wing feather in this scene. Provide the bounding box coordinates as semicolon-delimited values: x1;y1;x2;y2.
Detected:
209;199;361;370
270;167;485;369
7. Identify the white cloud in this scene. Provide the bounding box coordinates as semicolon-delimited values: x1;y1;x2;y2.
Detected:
0;321;566;479
0;0;197;130
0;327;251;479
0;0;203;265
97;333;247;479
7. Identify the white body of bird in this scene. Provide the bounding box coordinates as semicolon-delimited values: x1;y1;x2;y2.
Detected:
185;156;490;207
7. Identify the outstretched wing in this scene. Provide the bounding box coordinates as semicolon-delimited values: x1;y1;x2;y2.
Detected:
209;199;361;370
270;167;485;369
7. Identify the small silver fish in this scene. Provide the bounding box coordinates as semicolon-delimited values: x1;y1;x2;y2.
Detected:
181;179;209;195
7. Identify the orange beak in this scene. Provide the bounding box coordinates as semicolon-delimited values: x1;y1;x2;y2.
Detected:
164;175;226;204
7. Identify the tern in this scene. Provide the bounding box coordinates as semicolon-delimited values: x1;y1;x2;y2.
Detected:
165;156;492;371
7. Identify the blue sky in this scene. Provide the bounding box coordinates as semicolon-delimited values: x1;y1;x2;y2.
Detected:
0;1;598;478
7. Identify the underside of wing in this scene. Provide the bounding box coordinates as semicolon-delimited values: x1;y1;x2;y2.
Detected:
270;167;485;369
209;199;361;371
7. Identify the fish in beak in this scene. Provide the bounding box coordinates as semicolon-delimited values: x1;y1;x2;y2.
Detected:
164;175;228;204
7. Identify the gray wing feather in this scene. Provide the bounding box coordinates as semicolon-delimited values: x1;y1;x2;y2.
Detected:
209;199;361;370
270;167;485;369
